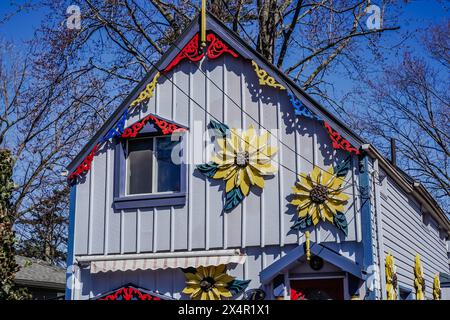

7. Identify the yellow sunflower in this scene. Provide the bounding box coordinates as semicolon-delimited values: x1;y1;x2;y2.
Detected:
291;166;349;225
211;125;277;196
182;265;234;300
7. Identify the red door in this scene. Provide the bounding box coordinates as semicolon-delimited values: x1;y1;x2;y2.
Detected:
290;278;344;300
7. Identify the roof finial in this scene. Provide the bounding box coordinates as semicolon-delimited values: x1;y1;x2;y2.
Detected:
201;0;207;47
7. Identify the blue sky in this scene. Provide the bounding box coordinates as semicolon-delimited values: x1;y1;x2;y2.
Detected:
0;1;447;44
0;0;447;109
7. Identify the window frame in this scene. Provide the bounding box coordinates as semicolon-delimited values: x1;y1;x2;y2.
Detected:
114;131;187;210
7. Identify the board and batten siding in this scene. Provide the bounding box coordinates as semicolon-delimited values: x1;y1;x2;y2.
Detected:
379;169;449;298
72;54;362;261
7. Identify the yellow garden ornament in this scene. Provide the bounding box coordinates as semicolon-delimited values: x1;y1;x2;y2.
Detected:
182;265;250;300
385;253;398;300
290;165;350;235
414;254;426;300
433;274;441;300
305;231;311;261
198;121;278;211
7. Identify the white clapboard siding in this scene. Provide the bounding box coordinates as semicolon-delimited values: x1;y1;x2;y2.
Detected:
380;172;448;298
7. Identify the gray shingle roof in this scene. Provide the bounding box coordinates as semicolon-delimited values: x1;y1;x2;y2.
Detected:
15;256;66;290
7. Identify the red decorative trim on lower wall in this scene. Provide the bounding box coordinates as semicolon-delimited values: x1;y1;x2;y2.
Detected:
323;121;361;155
68;144;100;182
121;114;187;138
98;287;161;300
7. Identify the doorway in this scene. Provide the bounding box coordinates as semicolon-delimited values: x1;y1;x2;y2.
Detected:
290;278;344;300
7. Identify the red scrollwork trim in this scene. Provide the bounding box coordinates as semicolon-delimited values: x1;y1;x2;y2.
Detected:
121;114;187;139
164;32;239;72
323;121;360;155
98;287;161;300
164;34;204;72
206;32;239;59
68;144;100;182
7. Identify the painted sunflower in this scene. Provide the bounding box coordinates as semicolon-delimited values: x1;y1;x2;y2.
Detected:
291;166;349;226
211;125;277;197
182;265;234;300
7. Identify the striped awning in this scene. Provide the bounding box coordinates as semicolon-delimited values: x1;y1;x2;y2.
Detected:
76;250;246;274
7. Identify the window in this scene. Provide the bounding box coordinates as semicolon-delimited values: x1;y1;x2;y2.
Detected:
127;136;181;195
398;286;412;300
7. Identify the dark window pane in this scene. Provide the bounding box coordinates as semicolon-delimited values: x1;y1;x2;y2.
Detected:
127;138;153;194
156;137;181;192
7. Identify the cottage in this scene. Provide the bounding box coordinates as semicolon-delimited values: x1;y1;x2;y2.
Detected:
65;11;450;300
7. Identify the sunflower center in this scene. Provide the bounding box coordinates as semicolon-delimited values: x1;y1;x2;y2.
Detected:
310;185;329;204
199;277;215;292
235;151;249;167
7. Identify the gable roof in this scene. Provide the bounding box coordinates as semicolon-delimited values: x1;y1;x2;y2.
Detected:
67;11;449;233
259;243;365;284
67;11;364;172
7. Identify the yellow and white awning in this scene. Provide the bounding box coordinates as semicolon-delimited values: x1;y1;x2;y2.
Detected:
76;249;246;274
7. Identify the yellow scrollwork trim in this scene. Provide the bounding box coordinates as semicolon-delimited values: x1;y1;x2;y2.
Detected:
385;253;398;300
251;60;286;90
130;72;160;107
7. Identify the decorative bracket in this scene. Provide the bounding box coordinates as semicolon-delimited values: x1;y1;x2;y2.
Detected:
251;60;286;90
130;72;160;108
323;121;360;155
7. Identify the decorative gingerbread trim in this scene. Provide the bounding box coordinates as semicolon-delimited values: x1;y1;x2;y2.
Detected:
206;33;239;59
288;91;321;120
164;32;239;73
68;144;100;182
323;121;360;155
99;109;129;144
121;113;187;138
251;60;285;90
164;34;204;72
130;72;160;107
98;287;162;300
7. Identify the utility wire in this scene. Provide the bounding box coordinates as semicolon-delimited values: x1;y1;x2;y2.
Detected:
126;55;358;196
129;9;360;192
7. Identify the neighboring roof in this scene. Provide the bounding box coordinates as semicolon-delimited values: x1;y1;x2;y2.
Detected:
67;11;449;233
15;256;66;291
259;243;365;284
